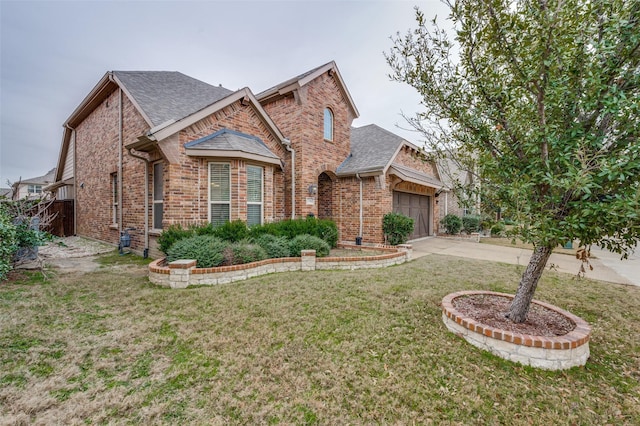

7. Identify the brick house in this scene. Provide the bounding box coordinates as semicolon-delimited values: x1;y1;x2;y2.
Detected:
50;61;444;257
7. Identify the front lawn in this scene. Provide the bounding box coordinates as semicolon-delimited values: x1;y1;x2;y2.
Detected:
1;252;638;424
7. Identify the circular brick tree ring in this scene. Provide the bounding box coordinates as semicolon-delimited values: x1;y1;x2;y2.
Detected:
441;290;591;370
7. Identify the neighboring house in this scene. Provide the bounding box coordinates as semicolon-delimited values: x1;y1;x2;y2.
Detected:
0;188;11;199
50;61;444;257
436;157;479;222
11;168;56;200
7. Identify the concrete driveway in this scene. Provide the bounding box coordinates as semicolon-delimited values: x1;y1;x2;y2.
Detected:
410;237;639;287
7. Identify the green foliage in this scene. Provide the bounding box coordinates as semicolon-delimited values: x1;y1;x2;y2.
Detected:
250;218;338;248
212;220;249;242
158;224;195;255
253;234;291;259
315;219;339;248
388;0;640;319
223;241;268;265
462;215;481;234
382;212;415;245
0;207;17;280
288;234;331;258
14;222;46;249
491;222;506;237
166;235;228;268
441;214;463;235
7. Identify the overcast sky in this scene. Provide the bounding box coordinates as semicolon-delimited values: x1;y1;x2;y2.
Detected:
0;0;450;186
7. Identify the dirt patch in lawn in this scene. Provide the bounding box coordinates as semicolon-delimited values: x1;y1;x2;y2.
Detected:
452;294;576;337
17;237;116;274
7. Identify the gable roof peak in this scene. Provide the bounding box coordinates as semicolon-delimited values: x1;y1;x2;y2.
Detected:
111;71;234;127
256;61;359;117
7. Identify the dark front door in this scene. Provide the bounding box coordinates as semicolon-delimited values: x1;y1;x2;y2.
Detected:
393;191;431;240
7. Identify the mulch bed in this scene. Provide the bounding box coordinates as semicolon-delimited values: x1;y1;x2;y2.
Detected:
452;294;576;337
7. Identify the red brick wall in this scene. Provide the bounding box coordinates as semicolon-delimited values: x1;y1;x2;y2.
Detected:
158;100;287;228
261;72;355;222
75;89;150;249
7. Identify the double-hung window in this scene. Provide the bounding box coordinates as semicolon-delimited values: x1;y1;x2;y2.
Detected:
153;162;164;230
246;165;263;226
28;184;42;195
209;162;230;226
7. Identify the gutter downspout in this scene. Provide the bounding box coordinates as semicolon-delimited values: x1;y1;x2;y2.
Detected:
112;78;124;236
283;138;295;219
127;148;150;258
356;173;363;242
107;73;124;237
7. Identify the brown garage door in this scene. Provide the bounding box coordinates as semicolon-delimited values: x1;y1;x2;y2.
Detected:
393;191;431;240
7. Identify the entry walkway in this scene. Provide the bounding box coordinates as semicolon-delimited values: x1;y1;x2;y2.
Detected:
410;237;638;287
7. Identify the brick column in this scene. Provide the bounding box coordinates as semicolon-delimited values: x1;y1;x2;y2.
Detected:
301;250;316;271
168;259;197;289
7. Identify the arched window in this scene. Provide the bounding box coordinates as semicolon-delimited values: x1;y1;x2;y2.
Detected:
323;108;333;141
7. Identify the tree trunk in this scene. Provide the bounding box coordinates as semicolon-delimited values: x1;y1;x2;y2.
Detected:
507;245;553;323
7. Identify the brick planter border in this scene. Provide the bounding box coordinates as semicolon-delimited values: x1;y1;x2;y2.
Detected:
149;243;412;289
441;290;591;370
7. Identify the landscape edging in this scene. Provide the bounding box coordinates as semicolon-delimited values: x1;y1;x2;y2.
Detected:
441;290;591;370
149;243;412;288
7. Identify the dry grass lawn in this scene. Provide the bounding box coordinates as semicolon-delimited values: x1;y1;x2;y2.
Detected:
1;251;639;424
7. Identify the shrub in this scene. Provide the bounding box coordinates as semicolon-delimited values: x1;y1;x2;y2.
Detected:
223;241;268;265
158;224;194;255
0;207;17;280
213;219;249;242
382;212;415;245
441;214;463;234
289;234;331;257
250;218;338;247
491;222;506;237
315;219;339;248
253;234;291;259
166;235;228;268
462;215;481;234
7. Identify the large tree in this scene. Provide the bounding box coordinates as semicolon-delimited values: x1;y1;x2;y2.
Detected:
387;0;640;322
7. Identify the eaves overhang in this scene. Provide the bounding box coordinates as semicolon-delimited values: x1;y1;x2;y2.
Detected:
184;149;282;167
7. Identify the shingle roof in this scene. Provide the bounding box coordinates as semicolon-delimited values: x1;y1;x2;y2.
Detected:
113;71;234;127
19;168;57;185
184;129;279;160
337;124;404;175
256;62;331;99
388;163;444;188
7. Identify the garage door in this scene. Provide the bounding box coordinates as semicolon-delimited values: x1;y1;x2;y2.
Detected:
393;191;431;240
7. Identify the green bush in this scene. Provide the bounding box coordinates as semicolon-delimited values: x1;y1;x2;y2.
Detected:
223;241;268;265
491;222;506;237
158;224;194;255
212;219;249;242
462;215;481;234
382;212;415;245
441;214;463;234
289;234;331;257
166;235;228;268
253;234;291;259
250;218;338;248
315;219;339;248
0;207;17;280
